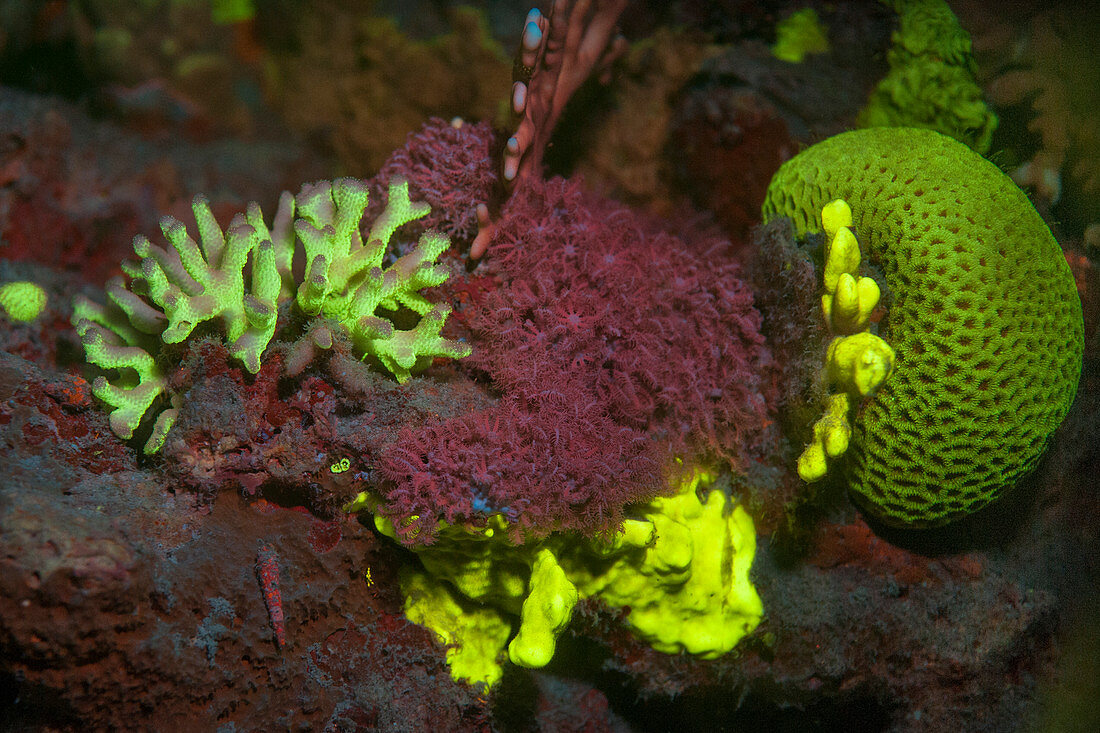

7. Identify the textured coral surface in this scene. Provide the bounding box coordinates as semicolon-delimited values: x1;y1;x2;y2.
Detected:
764;127;1083;527
377;175;776;542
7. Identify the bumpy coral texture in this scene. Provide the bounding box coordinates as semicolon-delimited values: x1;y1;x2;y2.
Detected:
369;118;498;243
377;177;774;543
858;0;997;154
480;178;773;464
763;127;1083;526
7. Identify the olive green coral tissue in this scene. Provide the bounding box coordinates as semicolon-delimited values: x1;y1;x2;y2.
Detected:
72;177;469;453
763;127;1083;527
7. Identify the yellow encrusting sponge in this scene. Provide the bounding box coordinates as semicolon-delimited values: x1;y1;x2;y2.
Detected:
798;199;896;484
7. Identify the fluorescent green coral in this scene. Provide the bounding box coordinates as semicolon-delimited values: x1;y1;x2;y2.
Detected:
763;127;1084;526
129;195;280;373
73;178;469;452
357;469;763;686
294;179;470;383
210;0;255;24
858;0;997;153
771;8;830;64
70;190;296;452
72;296;173;453
0;281;48;322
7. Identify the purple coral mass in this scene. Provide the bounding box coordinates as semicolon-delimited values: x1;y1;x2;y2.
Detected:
370;118;498;243
376;176;776;542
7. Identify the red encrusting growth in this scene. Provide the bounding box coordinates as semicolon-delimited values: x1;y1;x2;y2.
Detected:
256;543;286;650
481;177;776;465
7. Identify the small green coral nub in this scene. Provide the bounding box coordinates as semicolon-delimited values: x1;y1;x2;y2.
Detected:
210;0;255;24
771;8;830;64
0;281;48;322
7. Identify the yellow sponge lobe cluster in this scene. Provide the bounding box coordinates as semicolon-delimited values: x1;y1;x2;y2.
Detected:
566;470;762;658
401;569;512;687
507;549;579;668
799;199;896;483
362;469;763;687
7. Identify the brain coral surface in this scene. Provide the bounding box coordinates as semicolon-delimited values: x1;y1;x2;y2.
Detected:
763;127;1083;526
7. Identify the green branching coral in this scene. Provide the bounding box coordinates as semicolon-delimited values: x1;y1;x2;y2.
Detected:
763;127;1084;527
73;178;469;453
858;0;997;154
71;300;172;449
292;180;469;383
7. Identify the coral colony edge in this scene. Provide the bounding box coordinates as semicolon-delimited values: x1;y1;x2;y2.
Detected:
1;1;1097;730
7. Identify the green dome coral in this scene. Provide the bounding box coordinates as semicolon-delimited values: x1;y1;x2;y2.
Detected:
763;127;1084;527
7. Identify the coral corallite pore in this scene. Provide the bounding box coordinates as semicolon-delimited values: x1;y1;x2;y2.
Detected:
763;127;1083;527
